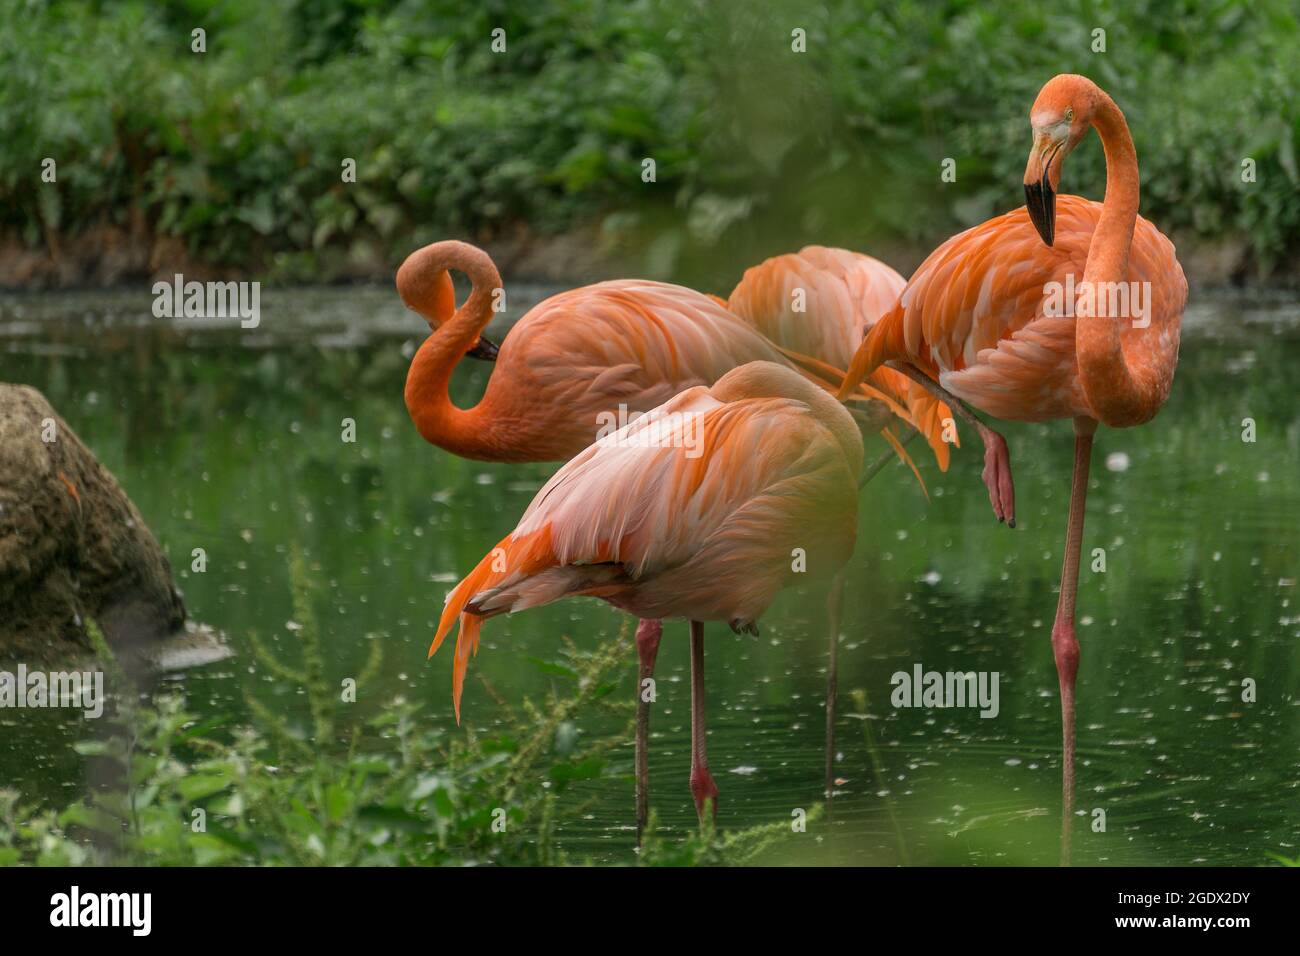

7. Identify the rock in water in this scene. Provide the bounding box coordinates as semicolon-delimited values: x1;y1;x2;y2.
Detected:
0;384;187;669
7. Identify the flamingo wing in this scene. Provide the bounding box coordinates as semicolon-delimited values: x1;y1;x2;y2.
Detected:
505;281;786;414
497;279;920;462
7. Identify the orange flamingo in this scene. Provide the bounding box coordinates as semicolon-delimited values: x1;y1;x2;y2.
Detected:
398;240;946;841
428;361;865;825
838;74;1187;861
398;240;933;464
726;245;955;806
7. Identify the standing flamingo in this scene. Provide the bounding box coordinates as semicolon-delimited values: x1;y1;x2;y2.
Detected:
428;361;864;827
399;240;946;843
837;74;1186;862
726;246;955;808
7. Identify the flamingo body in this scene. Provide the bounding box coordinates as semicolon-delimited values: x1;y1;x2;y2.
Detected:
429;361;863;720
730;246;952;470
727;245;907;368
477;281;834;461
856;197;1186;425
837;73;1189;863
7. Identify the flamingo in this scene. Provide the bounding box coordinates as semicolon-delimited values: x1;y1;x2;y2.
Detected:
837;74;1187;862
428;361;865;827
398;240;947;843
726;246;955;808
397;240;932;465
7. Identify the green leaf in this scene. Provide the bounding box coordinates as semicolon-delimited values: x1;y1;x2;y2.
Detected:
176;773;232;801
323;783;351;823
58;803;122;835
527;657;580;679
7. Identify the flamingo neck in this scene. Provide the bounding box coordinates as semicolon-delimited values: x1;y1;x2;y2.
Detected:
1074;89;1152;427
1083;91;1140;288
400;242;501;459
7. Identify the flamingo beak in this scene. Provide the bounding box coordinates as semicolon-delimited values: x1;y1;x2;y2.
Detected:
1024;139;1062;247
466;335;500;361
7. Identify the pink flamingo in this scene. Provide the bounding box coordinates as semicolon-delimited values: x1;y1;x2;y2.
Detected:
429;361;866;826
838;74;1187;861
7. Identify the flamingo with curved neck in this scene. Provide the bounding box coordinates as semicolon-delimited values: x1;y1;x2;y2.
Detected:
838;74;1187;863
399;240;945;464
399;242;519;461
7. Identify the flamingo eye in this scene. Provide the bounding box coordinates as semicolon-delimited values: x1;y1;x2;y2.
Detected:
1064;107;1074;122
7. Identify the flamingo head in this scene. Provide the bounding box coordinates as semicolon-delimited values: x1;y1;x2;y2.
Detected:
396;261;499;361
1023;74;1098;246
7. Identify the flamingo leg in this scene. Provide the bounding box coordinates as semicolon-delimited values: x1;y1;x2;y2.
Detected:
887;361;1016;527
688;620;718;823
1053;416;1096;866
825;571;845;815
634;618;662;847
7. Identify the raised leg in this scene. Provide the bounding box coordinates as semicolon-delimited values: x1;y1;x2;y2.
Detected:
634;618;662;847
888;362;1016;527
825;571;845;815
688;620;718;823
1053;416;1096;866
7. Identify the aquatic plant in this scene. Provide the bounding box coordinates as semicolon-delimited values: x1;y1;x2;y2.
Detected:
0;563;817;866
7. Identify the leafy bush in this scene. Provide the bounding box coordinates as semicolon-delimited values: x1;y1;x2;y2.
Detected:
1;0;1295;278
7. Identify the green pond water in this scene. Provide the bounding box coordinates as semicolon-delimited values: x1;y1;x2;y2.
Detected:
1;283;1297;866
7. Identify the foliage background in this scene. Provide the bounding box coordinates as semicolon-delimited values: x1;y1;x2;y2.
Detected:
0;0;1297;285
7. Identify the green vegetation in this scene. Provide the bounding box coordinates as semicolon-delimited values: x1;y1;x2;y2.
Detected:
0;558;813;866
1;0;1296;284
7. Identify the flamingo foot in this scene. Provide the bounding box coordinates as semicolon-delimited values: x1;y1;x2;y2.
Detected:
729;618;759;636
690;766;719;822
981;431;1016;528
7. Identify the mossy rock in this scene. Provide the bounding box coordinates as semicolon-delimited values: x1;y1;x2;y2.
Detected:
0;383;187;669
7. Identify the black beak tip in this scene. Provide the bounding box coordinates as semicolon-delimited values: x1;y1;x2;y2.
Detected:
466;335;500;361
1024;181;1056;247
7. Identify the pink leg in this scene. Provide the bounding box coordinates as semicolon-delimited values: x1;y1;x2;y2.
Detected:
890;362;1016;527
634;618;662;847
688;620;718;823
1053;417;1095;865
